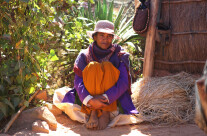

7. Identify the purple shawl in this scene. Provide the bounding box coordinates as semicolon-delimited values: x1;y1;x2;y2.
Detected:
73;42;130;78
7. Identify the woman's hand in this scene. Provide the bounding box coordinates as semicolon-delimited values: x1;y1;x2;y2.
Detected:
93;95;108;104
88;96;108;109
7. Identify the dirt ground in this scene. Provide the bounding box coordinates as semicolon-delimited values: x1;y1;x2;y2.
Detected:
1;113;206;136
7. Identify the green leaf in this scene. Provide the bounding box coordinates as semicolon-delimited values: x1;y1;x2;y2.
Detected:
1;98;15;110
89;0;94;3
107;0;114;22
4;13;12;23
97;0;103;20
87;1;93;20
114;5;125;32
0;102;7;116
9;86;17;91
24;101;29;107
15;61;25;71
14;62;20;71
11;97;21;108
16;75;22;84
50;55;59;61
0;85;5;95
77;17;91;21
102;0;107;19
117;16;134;36
30;76;37;82
4;0;10;3
29;87;35;94
119;16;127;31
79;7;85;17
126;42;135;47
94;1;99;20
49;49;59;61
34;63;41;72
126;41;142;52
32;45;40;51
14;86;22;94
3;76;11;85
20;0;29;2
50;49;56;56
34;2;40;9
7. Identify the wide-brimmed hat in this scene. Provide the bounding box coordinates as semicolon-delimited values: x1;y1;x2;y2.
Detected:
87;20;120;39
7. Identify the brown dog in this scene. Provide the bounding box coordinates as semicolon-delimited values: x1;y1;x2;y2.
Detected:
195;61;207;133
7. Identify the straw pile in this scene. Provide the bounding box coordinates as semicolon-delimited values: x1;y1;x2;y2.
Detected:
132;72;197;125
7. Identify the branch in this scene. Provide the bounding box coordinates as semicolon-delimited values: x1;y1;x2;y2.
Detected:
3;89;41;133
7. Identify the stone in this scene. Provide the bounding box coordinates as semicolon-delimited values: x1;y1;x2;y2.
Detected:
45;102;62;116
37;107;57;131
32;120;49;133
10;108;39;131
10;107;57;132
35;90;48;101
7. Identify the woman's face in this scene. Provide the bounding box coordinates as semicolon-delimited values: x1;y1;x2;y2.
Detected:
94;32;114;49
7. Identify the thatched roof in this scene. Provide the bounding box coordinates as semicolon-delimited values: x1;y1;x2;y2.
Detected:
154;0;207;74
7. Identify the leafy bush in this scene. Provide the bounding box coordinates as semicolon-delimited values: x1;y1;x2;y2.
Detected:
0;0;79;121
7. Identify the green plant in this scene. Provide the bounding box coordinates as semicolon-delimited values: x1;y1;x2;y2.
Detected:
36;49;59;89
0;0;80;121
78;0;142;47
79;0;113;22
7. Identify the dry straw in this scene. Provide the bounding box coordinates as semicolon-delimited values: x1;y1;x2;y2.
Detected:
132;72;197;125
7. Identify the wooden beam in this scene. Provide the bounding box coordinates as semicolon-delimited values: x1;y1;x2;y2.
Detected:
162;0;203;4
155;60;206;65
143;0;160;77
171;31;207;35
134;0;141;9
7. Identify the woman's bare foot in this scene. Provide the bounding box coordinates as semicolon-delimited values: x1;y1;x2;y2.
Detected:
86;110;98;129
97;111;110;130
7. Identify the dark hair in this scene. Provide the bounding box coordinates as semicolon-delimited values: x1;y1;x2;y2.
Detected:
92;32;114;39
92;32;97;39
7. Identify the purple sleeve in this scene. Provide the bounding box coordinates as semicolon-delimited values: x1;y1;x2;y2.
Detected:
74;74;90;102
105;62;129;104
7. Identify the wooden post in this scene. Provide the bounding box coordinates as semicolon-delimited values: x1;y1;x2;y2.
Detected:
134;0;141;9
143;0;160;77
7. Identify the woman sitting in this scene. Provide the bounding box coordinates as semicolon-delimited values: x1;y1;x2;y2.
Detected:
62;20;138;130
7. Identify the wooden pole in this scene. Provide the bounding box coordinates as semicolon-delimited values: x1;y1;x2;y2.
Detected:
3;89;41;133
143;0;160;77
134;0;141;9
